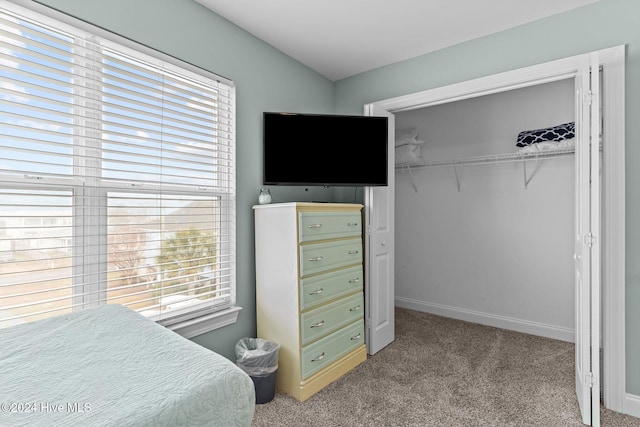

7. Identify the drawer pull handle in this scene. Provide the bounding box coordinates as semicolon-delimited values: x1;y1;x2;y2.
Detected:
307;224;322;229
310;320;325;328
311;352;325;362
348;278;360;283
348;250;359;255
349;305;361;312
351;333;362;341
309;288;324;295
309;256;324;262
347;222;358;227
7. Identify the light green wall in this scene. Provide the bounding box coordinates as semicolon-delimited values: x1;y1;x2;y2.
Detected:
31;0;640;396
34;0;337;360
334;0;640;396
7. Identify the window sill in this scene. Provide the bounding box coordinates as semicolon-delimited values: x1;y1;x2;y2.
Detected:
167;306;242;339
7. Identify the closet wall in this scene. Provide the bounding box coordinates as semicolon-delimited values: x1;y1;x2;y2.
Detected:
394;79;576;341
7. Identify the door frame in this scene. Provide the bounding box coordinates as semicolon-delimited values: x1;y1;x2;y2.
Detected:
364;45;626;415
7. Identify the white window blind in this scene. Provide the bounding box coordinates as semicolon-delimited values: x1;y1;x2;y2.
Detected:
0;2;236;330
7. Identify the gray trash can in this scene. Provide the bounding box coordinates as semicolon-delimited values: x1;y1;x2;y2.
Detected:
235;338;280;404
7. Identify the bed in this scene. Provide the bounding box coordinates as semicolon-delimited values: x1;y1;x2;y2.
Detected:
0;304;255;427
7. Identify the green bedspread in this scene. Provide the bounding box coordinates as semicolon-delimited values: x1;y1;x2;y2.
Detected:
0;304;255;426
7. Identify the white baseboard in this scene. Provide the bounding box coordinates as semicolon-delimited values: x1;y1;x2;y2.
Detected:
395;297;575;343
624;393;640;419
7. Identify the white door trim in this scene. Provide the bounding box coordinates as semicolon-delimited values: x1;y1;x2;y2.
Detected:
364;45;626;416
598;46;626;415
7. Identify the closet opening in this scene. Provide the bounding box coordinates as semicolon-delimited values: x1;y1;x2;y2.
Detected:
364;46;625;426
393;78;578;343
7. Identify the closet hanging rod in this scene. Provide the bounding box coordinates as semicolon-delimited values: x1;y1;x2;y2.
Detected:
395;147;577;170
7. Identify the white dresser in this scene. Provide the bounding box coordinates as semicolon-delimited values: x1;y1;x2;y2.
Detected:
253;202;367;401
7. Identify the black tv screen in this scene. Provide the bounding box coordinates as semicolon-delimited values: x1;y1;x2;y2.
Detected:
263;112;388;186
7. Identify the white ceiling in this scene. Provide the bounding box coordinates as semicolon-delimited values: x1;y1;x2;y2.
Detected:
195;0;599;81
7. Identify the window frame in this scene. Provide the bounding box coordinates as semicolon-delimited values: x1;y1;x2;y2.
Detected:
0;0;239;337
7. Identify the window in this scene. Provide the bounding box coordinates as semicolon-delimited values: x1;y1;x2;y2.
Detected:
0;2;237;336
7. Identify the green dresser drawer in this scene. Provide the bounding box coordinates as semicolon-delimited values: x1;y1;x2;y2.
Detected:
301;293;363;346
300;239;362;277
301;321;364;380
300;265;363;311
299;211;362;243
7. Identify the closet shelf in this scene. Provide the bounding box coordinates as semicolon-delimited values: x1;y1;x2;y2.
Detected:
395;147;576;170
396;147;577;193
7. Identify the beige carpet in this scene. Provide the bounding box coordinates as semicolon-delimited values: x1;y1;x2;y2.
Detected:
252;307;640;427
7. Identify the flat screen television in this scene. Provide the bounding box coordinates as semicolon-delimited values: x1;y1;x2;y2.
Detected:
263;112;388;186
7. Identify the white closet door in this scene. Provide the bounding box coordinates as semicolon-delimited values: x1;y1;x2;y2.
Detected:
574;52;601;427
364;104;395;355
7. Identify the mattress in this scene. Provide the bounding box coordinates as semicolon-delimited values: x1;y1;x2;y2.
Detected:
0;304;255;427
